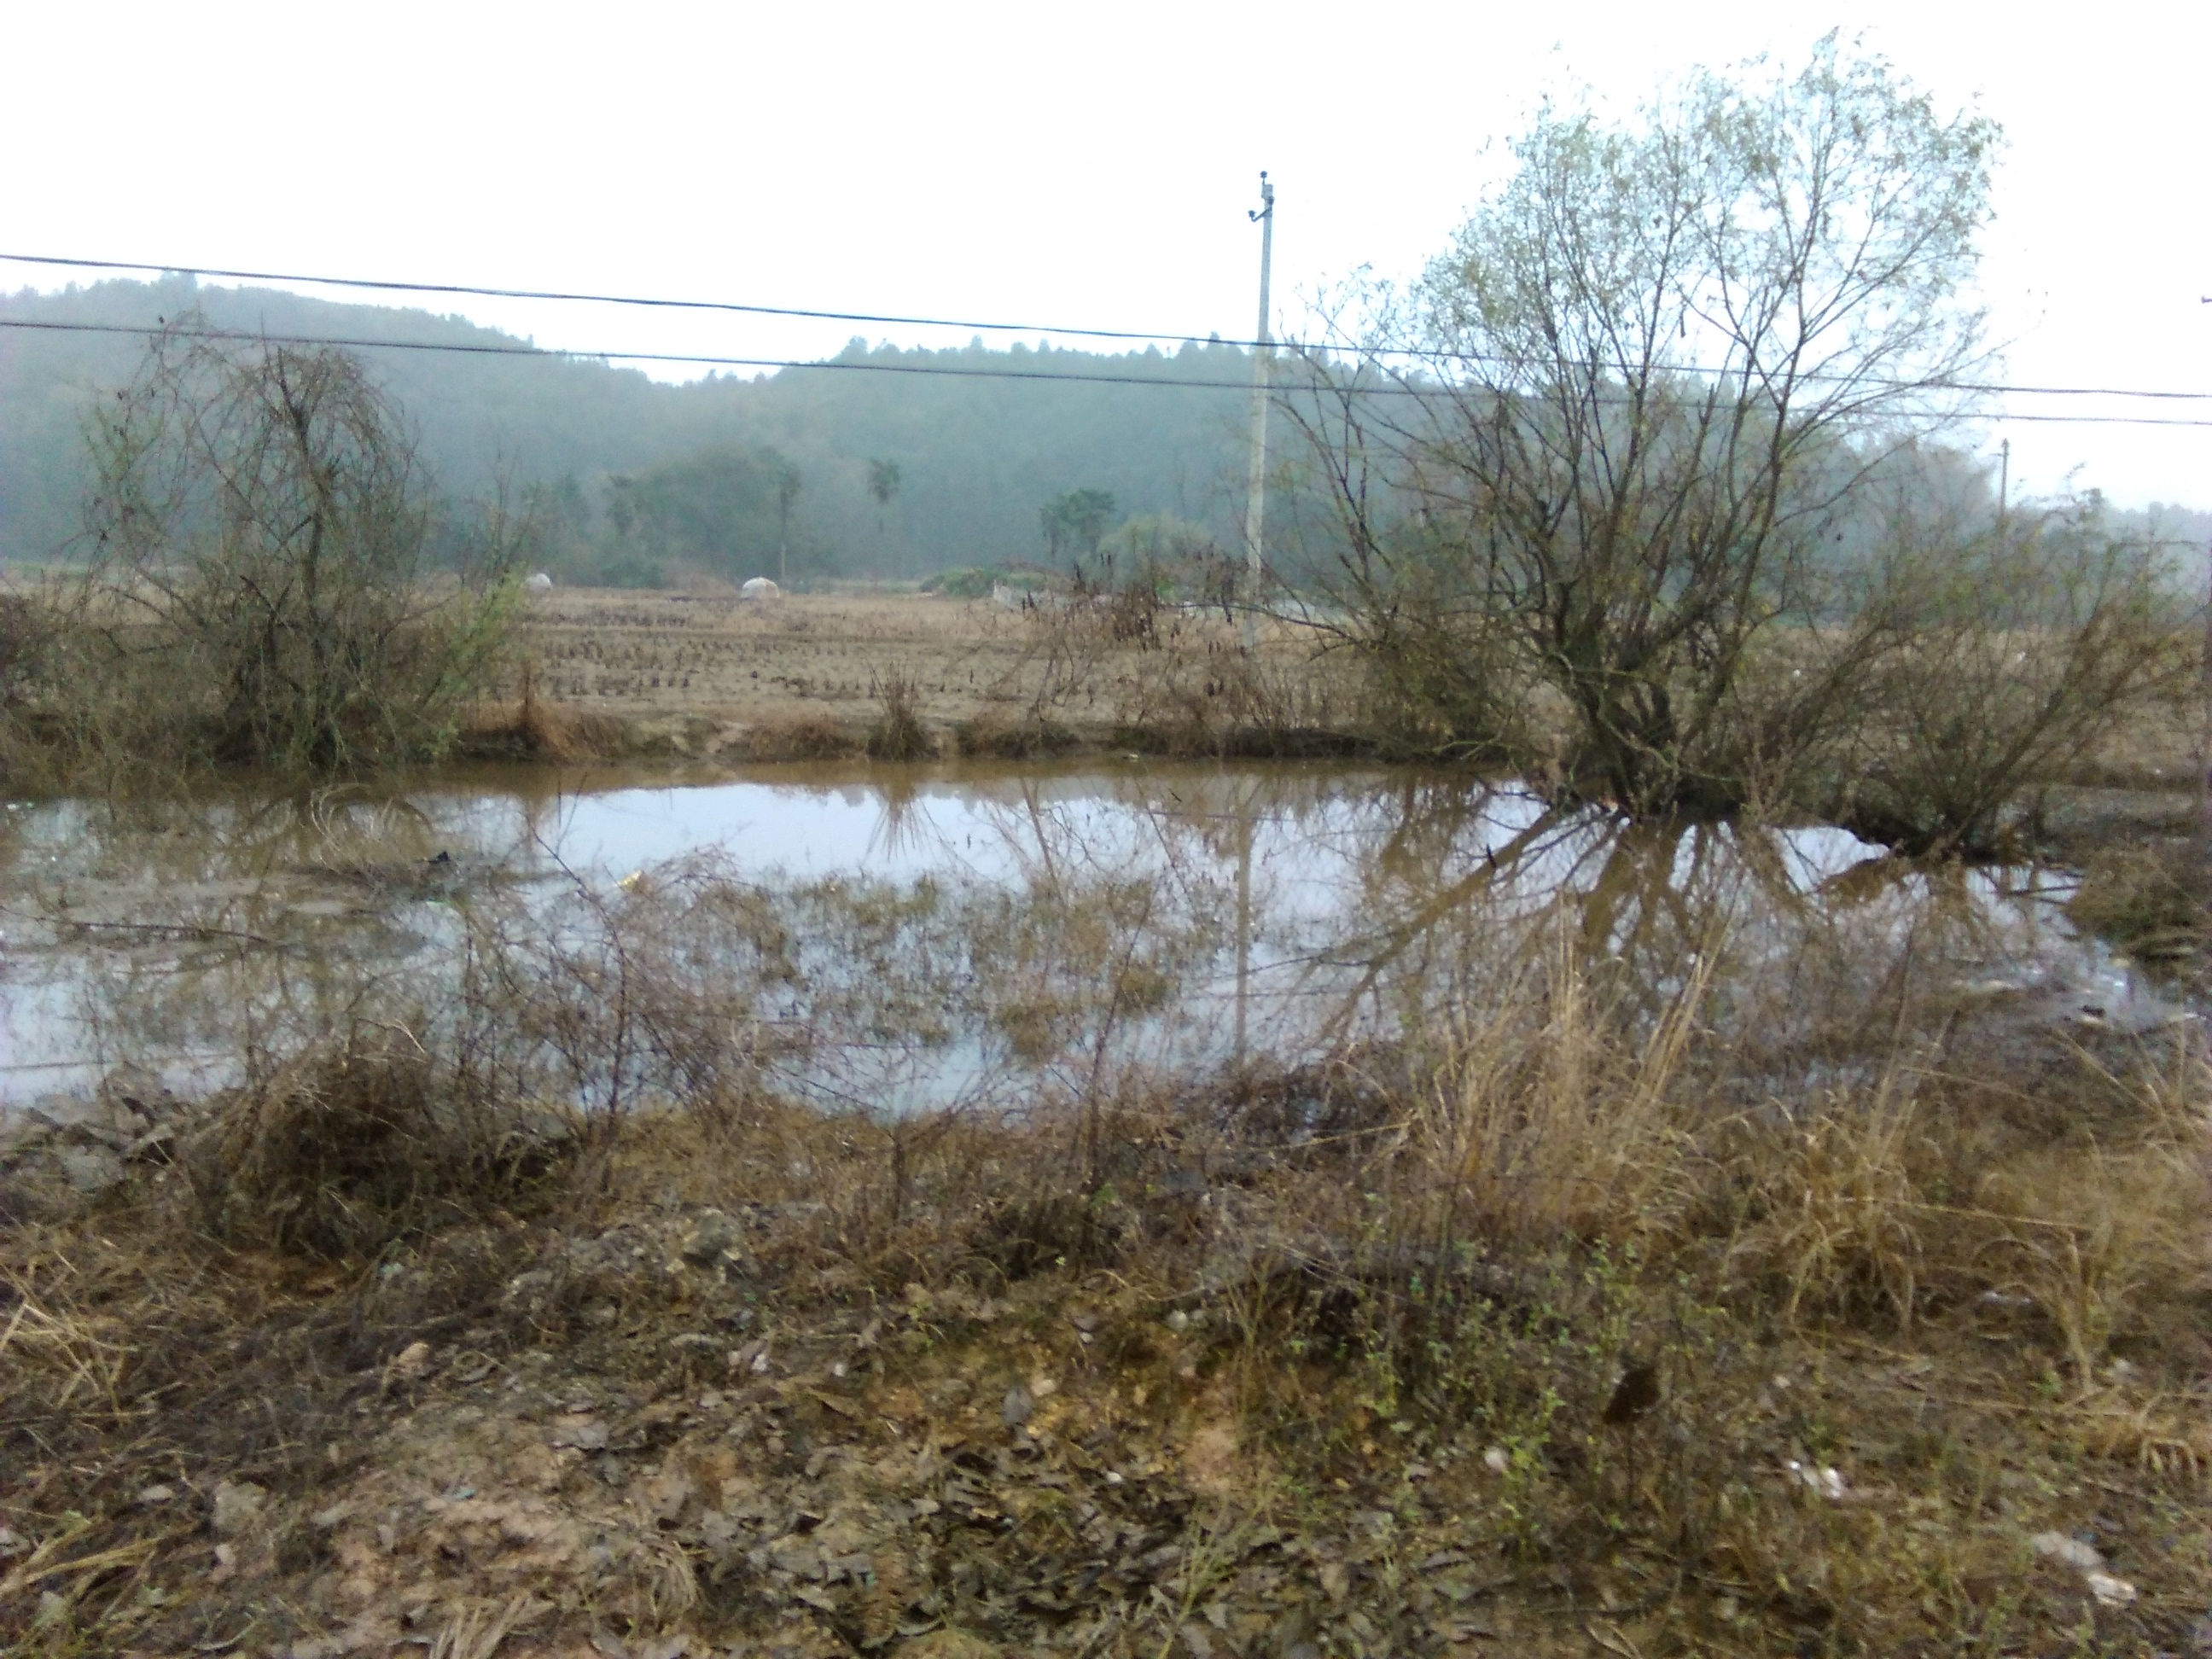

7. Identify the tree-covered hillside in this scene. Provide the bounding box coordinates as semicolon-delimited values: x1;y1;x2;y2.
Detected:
0;277;1257;579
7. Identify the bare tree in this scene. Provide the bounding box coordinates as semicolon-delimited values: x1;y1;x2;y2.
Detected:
1298;37;1999;813
80;322;516;773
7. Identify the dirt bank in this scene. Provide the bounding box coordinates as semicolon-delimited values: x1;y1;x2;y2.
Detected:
6;992;2210;1657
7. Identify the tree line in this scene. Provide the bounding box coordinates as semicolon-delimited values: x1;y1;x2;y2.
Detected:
0;279;1260;581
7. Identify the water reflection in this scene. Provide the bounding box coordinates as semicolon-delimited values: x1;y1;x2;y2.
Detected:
0;763;2186;1112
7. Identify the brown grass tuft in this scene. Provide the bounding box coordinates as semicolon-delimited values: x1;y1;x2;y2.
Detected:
188;1036;560;1259
742;709;863;760
864;665;937;760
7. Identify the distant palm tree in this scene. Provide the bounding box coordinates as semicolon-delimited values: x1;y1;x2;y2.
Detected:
774;460;802;586
866;458;902;576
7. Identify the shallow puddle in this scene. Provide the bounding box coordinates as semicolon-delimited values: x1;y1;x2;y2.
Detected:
0;761;2191;1114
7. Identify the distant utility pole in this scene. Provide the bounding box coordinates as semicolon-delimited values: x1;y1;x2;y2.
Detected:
1997;438;2010;533
1241;172;1276;651
2200;304;2212;846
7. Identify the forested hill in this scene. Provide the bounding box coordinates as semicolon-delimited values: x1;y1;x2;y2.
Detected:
0;276;1256;580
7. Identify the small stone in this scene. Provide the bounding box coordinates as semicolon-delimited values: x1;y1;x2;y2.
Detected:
135;1484;176;1506
384;1341;433;1388
211;1479;266;1536
1003;1382;1034;1428
2031;1531;2104;1572
678;1210;740;1266
1482;1446;1511;1474
56;1144;125;1193
2086;1571;2138;1607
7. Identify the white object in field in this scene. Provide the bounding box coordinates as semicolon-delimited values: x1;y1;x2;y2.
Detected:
1785;1460;1849;1501
2030;1532;2104;1572
2085;1572;2137;1607
523;572;555;593
741;577;782;601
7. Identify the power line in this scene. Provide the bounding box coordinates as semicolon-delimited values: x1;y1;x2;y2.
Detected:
9;248;2212;406
0;250;1223;353
5;314;2212;429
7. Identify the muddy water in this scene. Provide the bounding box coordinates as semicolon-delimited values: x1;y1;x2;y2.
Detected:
0;761;2189;1114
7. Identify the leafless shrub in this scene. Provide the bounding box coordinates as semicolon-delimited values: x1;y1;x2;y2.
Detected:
0;589;52;707
0;579;83;789
982;549;1345;755
2068;839;2210;962
1833;504;2196;854
63;321;518;780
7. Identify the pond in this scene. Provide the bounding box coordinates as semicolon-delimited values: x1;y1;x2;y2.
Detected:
0;760;2190;1118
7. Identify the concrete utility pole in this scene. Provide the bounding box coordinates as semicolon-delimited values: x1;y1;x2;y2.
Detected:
1241;172;1276;651
1997;438;2010;534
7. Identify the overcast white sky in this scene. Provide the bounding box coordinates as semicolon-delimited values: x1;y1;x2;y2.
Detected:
5;2;2208;507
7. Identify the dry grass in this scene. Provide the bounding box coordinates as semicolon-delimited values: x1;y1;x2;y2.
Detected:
864;665;937;761
185;1036;568;1260
2068;836;2211;965
459;685;630;765
736;708;862;762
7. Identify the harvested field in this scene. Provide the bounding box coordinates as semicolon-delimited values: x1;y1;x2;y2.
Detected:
504;590;1355;761
500;587;2208;803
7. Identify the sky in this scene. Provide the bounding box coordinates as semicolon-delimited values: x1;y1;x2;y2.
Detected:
4;1;2208;508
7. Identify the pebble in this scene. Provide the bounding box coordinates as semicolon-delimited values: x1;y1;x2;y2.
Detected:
2085;1571;2138;1607
212;1479;267;1537
2030;1531;2104;1572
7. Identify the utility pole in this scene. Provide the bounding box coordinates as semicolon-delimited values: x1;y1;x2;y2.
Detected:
1997;438;2010;534
1241;172;1275;651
